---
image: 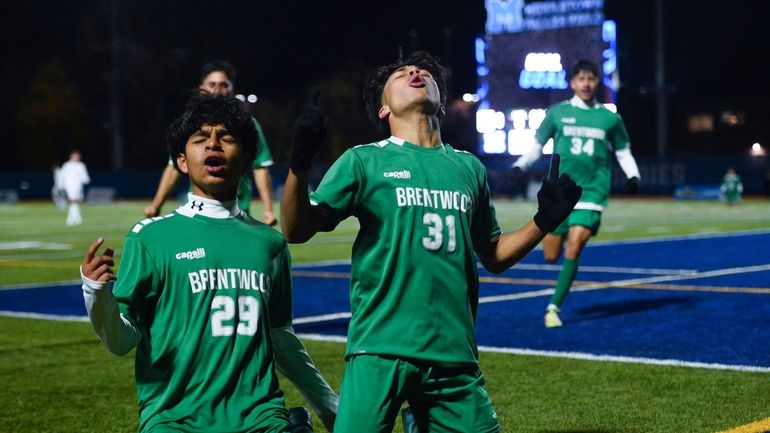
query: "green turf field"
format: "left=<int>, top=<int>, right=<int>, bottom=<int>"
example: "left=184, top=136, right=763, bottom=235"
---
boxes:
left=1, top=198, right=769, bottom=432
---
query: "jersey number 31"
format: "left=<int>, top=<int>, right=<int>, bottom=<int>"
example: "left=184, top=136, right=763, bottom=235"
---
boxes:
left=422, top=213, right=457, bottom=253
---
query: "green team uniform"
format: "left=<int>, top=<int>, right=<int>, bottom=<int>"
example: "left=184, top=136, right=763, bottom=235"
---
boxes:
left=114, top=196, right=291, bottom=432
left=721, top=173, right=743, bottom=204
left=310, top=136, right=501, bottom=432
left=169, top=118, right=273, bottom=214
left=536, top=96, right=631, bottom=233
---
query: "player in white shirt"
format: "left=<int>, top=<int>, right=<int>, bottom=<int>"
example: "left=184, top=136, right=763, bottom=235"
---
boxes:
left=60, top=150, right=90, bottom=226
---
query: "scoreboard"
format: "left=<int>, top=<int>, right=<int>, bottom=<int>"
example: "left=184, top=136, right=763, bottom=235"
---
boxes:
left=476, top=0, right=617, bottom=155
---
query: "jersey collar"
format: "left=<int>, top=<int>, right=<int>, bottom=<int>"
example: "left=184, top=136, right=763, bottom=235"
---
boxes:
left=570, top=95, right=602, bottom=110
left=176, top=193, right=245, bottom=219
left=388, top=135, right=445, bottom=149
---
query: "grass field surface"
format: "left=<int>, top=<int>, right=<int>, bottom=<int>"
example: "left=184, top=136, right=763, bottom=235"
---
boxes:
left=1, top=198, right=769, bottom=432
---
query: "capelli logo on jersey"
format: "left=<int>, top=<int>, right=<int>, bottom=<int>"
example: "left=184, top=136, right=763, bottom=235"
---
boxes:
left=176, top=248, right=206, bottom=260
left=561, top=117, right=577, bottom=124
left=383, top=170, right=412, bottom=179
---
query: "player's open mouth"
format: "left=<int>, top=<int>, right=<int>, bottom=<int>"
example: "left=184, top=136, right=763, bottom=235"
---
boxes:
left=204, top=156, right=226, bottom=174
left=409, top=74, right=425, bottom=87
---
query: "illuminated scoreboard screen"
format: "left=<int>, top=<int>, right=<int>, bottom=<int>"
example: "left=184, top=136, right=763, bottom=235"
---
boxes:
left=476, top=0, right=617, bottom=155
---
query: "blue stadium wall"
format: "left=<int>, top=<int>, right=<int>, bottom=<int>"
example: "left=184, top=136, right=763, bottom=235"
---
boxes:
left=1, top=156, right=768, bottom=201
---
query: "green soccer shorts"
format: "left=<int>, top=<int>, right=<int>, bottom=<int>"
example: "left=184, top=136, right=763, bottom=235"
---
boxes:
left=553, top=209, right=602, bottom=236
left=333, top=355, right=499, bottom=433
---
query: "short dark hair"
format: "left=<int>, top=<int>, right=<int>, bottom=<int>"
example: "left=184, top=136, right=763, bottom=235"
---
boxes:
left=571, top=59, right=599, bottom=79
left=199, top=60, right=236, bottom=85
left=363, top=51, right=447, bottom=134
left=166, top=91, right=257, bottom=171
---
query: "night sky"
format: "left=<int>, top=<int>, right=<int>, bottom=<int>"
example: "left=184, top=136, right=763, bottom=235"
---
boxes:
left=3, top=0, right=769, bottom=170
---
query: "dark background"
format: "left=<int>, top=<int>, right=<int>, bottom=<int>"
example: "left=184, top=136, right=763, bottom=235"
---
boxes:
left=2, top=0, right=769, bottom=171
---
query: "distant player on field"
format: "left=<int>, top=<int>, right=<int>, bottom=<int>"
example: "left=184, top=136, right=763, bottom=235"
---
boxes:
left=510, top=59, right=641, bottom=328
left=60, top=150, right=90, bottom=226
left=144, top=60, right=277, bottom=225
left=81, top=92, right=336, bottom=432
left=281, top=51, right=581, bottom=433
left=720, top=166, right=743, bottom=205
left=51, top=160, right=67, bottom=210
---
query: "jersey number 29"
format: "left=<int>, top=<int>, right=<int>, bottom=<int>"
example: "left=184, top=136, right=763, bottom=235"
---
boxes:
left=211, top=295, right=259, bottom=337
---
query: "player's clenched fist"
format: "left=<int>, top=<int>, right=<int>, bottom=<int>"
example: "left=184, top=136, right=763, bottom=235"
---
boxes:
left=81, top=237, right=116, bottom=283
left=289, top=88, right=328, bottom=172
left=533, top=153, right=582, bottom=233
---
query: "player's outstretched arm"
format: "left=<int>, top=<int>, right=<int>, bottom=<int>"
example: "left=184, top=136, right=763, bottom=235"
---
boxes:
left=272, top=326, right=338, bottom=431
left=81, top=238, right=139, bottom=355
left=479, top=154, right=582, bottom=274
left=144, top=164, right=181, bottom=217
left=281, top=89, right=330, bottom=243
left=615, top=148, right=641, bottom=194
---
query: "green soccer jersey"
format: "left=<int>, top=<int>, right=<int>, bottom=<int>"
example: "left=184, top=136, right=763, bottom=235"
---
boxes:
left=721, top=173, right=743, bottom=201
left=536, top=96, right=631, bottom=210
left=114, top=195, right=291, bottom=432
left=310, top=137, right=502, bottom=365
left=722, top=174, right=742, bottom=194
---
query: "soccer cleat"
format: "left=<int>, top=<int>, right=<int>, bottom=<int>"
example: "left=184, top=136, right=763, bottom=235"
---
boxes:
left=287, top=407, right=314, bottom=433
left=544, top=309, right=562, bottom=328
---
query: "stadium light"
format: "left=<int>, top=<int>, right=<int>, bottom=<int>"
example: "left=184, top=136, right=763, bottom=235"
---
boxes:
left=462, top=93, right=480, bottom=102
left=750, top=142, right=766, bottom=156
left=247, top=94, right=258, bottom=103
left=476, top=109, right=505, bottom=133
left=235, top=94, right=246, bottom=102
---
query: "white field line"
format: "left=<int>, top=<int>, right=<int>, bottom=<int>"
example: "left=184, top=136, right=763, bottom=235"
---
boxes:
left=589, top=227, right=770, bottom=247
left=510, top=263, right=696, bottom=275
left=0, top=251, right=85, bottom=261
left=0, top=280, right=80, bottom=291
left=0, top=310, right=88, bottom=322
left=292, top=259, right=353, bottom=268
left=0, top=241, right=72, bottom=250
left=295, top=333, right=770, bottom=373
left=476, top=346, right=770, bottom=373
left=478, top=263, right=770, bottom=304
left=293, top=312, right=351, bottom=324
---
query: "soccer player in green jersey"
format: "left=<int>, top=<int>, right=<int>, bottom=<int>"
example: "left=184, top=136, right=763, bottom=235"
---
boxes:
left=144, top=60, right=277, bottom=226
left=81, top=92, right=337, bottom=432
left=510, top=59, right=641, bottom=328
left=281, top=51, right=582, bottom=433
left=721, top=167, right=743, bottom=205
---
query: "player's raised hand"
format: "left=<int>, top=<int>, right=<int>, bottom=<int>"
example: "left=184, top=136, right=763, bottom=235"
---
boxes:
left=623, top=176, right=640, bottom=194
left=533, top=153, right=582, bottom=233
left=509, top=165, right=526, bottom=185
left=290, top=88, right=328, bottom=172
left=143, top=204, right=160, bottom=218
left=82, top=238, right=116, bottom=283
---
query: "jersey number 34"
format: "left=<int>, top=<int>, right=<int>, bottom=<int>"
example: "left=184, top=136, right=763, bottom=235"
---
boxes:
left=570, top=137, right=595, bottom=156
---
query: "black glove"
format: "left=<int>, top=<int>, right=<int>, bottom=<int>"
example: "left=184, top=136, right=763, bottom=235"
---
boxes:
left=624, top=176, right=640, bottom=194
left=509, top=165, right=526, bottom=184
left=290, top=89, right=328, bottom=172
left=533, top=153, right=582, bottom=233
left=287, top=407, right=313, bottom=433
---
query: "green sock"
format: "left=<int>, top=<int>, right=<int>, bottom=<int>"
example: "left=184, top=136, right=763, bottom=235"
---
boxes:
left=549, top=258, right=579, bottom=307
